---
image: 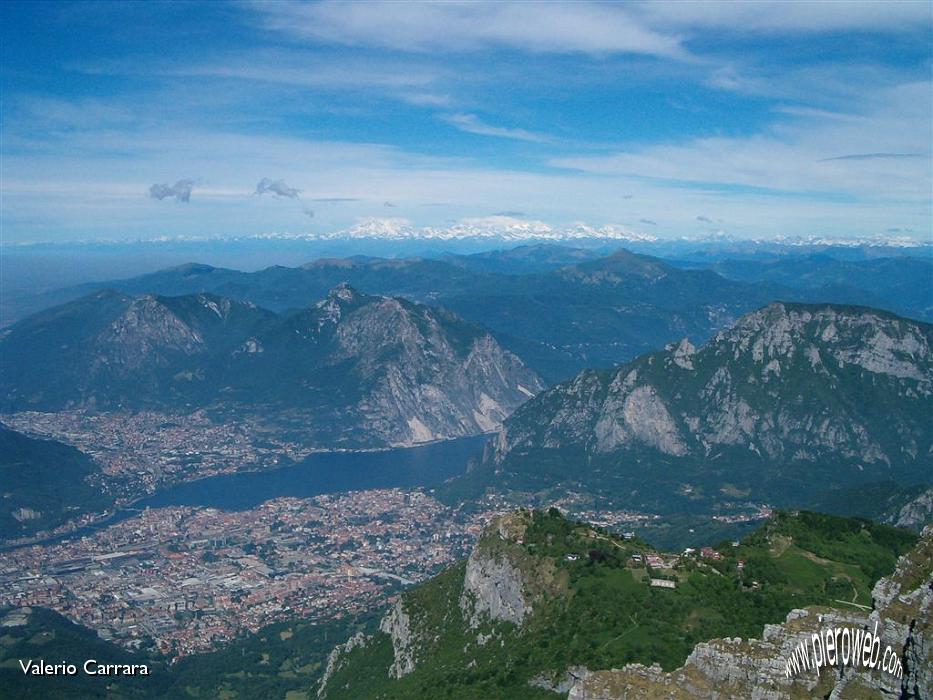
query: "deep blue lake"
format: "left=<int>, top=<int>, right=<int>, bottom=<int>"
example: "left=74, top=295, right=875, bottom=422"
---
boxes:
left=11, top=436, right=487, bottom=550
left=139, top=434, right=487, bottom=510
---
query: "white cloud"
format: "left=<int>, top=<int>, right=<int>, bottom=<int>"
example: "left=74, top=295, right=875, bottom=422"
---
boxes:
left=442, top=113, right=548, bottom=142
left=771, top=105, right=867, bottom=122
left=634, top=0, right=931, bottom=34
left=251, top=1, right=687, bottom=58
left=398, top=92, right=454, bottom=108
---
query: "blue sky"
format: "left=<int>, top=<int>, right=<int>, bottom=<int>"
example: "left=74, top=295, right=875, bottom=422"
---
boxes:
left=2, top=0, right=931, bottom=242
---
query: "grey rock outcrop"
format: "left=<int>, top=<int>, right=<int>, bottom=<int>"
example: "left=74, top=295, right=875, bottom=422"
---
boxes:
left=380, top=599, right=418, bottom=679
left=317, top=631, right=371, bottom=698
left=892, top=489, right=933, bottom=530
left=460, top=546, right=530, bottom=629
left=459, top=513, right=534, bottom=629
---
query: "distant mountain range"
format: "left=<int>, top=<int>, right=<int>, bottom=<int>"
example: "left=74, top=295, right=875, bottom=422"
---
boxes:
left=236, top=218, right=662, bottom=242
left=687, top=254, right=933, bottom=322
left=474, top=302, right=932, bottom=512
left=0, top=286, right=541, bottom=448
left=195, top=220, right=930, bottom=249
left=5, top=247, right=801, bottom=382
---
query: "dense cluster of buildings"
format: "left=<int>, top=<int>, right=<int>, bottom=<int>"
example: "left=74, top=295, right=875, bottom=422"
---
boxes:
left=2, top=410, right=310, bottom=497
left=0, top=489, right=504, bottom=659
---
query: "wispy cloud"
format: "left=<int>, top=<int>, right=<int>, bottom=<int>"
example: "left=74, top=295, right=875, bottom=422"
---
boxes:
left=398, top=92, right=453, bottom=108
left=635, top=0, right=931, bottom=34
left=639, top=218, right=657, bottom=225
left=550, top=82, right=931, bottom=204
left=310, top=197, right=360, bottom=203
left=772, top=105, right=865, bottom=122
left=442, top=113, right=548, bottom=142
left=80, top=51, right=439, bottom=91
left=819, top=152, right=925, bottom=162
left=149, top=179, right=195, bottom=202
left=252, top=1, right=688, bottom=59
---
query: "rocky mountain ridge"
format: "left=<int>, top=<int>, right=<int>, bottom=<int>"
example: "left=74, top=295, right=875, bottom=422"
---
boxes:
left=483, top=302, right=932, bottom=511
left=0, top=285, right=542, bottom=447
left=6, top=248, right=800, bottom=382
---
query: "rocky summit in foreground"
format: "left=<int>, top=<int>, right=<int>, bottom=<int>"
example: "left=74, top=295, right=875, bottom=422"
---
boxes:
left=316, top=509, right=929, bottom=699
left=0, top=284, right=542, bottom=447
left=478, top=302, right=932, bottom=512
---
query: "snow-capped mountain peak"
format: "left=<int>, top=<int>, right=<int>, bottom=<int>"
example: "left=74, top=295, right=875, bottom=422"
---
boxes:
left=309, top=217, right=659, bottom=242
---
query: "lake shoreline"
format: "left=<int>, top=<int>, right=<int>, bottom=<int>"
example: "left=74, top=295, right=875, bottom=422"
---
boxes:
left=2, top=434, right=488, bottom=552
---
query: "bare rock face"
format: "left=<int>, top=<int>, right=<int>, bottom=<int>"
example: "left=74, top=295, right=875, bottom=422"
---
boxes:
left=567, top=527, right=933, bottom=700
left=304, top=285, right=544, bottom=446
left=96, top=295, right=205, bottom=372
left=892, top=489, right=933, bottom=530
left=379, top=599, right=418, bottom=679
left=349, top=299, right=543, bottom=444
left=317, top=631, right=371, bottom=698
left=460, top=546, right=531, bottom=630
left=460, top=513, right=533, bottom=629
left=869, top=525, right=933, bottom=698
left=458, top=512, right=567, bottom=635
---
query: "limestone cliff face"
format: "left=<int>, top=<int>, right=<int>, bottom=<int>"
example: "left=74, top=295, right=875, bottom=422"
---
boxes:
left=339, top=291, right=543, bottom=445
left=317, top=631, right=371, bottom=698
left=891, top=488, right=933, bottom=530
left=566, top=526, right=933, bottom=700
left=458, top=512, right=568, bottom=636
left=460, top=551, right=530, bottom=629
left=869, top=525, right=933, bottom=698
left=360, top=512, right=562, bottom=691
left=379, top=599, right=418, bottom=679
left=459, top=514, right=535, bottom=629
left=492, top=302, right=932, bottom=482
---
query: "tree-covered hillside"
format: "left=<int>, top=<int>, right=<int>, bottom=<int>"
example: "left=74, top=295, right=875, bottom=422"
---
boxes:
left=0, top=425, right=110, bottom=539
